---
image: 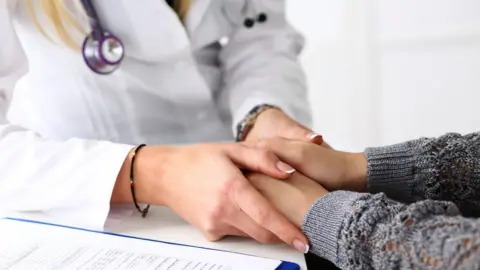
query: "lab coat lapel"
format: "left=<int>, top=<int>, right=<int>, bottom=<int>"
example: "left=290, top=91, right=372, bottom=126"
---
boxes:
left=185, top=0, right=212, bottom=33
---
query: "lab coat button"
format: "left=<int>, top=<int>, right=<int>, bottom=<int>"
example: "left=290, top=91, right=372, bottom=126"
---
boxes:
left=257, top=13, right=267, bottom=23
left=244, top=18, right=255, bottom=28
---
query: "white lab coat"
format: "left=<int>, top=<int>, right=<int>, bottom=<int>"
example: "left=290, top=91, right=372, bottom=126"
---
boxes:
left=0, top=0, right=311, bottom=229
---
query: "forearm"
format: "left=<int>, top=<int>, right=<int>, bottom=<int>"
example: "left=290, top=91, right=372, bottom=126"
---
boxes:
left=365, top=132, right=480, bottom=216
left=302, top=191, right=480, bottom=270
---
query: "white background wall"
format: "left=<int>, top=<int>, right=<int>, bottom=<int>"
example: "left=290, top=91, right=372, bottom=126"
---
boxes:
left=287, top=0, right=480, bottom=151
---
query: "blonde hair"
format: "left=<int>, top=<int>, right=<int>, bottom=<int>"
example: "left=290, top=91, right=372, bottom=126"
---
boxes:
left=27, top=0, right=191, bottom=50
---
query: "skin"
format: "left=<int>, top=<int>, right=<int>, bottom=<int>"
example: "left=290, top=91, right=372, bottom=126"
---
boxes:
left=110, top=110, right=325, bottom=253
left=245, top=108, right=328, bottom=147
left=247, top=137, right=369, bottom=227
left=248, top=172, right=328, bottom=227
left=112, top=143, right=308, bottom=252
left=254, top=137, right=368, bottom=192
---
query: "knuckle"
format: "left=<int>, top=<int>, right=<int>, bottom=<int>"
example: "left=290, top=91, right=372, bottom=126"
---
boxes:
left=203, top=220, right=223, bottom=239
left=219, top=176, right=237, bottom=195
left=256, top=149, right=274, bottom=163
left=236, top=180, right=251, bottom=196
left=207, top=202, right=225, bottom=221
left=203, top=230, right=223, bottom=242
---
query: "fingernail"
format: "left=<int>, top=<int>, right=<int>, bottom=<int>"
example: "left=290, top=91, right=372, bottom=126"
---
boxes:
left=293, top=239, right=309, bottom=253
left=307, top=133, right=322, bottom=141
left=277, top=161, right=295, bottom=174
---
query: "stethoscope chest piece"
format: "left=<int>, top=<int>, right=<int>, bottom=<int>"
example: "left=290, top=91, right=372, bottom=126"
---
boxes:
left=82, top=33, right=124, bottom=75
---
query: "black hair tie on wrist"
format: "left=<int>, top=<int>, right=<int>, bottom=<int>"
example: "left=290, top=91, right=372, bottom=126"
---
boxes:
left=130, top=144, right=150, bottom=217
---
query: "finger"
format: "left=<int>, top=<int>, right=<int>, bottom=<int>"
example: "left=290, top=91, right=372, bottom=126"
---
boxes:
left=310, top=135, right=333, bottom=149
left=306, top=133, right=324, bottom=145
left=255, top=138, right=325, bottom=181
left=282, top=121, right=329, bottom=148
left=226, top=144, right=295, bottom=179
left=302, top=130, right=331, bottom=148
left=228, top=210, right=280, bottom=244
left=277, top=121, right=320, bottom=144
left=280, top=123, right=315, bottom=142
left=321, top=141, right=333, bottom=149
left=222, top=226, right=249, bottom=238
left=203, top=232, right=225, bottom=242
left=203, top=223, right=248, bottom=241
left=234, top=177, right=310, bottom=253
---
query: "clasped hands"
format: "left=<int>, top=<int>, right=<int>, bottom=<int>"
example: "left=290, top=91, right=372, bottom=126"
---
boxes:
left=135, top=108, right=367, bottom=253
left=241, top=108, right=368, bottom=251
left=202, top=108, right=367, bottom=252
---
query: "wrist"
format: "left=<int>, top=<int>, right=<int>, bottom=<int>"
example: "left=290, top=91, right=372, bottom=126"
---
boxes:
left=134, top=145, right=173, bottom=206
left=236, top=104, right=279, bottom=141
left=296, top=190, right=329, bottom=227
left=345, top=152, right=367, bottom=192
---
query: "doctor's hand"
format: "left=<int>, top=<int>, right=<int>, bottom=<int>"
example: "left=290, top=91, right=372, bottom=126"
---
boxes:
left=245, top=108, right=331, bottom=148
left=129, top=143, right=310, bottom=253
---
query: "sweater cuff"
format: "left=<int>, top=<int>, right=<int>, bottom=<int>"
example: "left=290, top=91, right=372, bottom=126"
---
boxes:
left=301, top=191, right=364, bottom=264
left=365, top=142, right=417, bottom=203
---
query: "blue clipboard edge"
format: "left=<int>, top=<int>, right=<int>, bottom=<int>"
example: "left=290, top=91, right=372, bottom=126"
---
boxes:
left=1, top=217, right=300, bottom=270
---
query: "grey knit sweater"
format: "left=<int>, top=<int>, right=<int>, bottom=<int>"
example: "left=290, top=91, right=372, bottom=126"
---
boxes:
left=302, top=132, right=480, bottom=269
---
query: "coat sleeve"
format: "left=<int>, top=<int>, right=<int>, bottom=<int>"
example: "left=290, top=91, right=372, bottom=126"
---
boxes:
left=0, top=0, right=133, bottom=230
left=218, top=0, right=312, bottom=134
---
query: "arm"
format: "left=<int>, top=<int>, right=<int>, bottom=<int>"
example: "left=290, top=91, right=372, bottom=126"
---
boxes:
left=256, top=133, right=480, bottom=216
left=248, top=171, right=480, bottom=270
left=366, top=132, right=480, bottom=216
left=304, top=191, right=480, bottom=270
left=218, top=0, right=312, bottom=134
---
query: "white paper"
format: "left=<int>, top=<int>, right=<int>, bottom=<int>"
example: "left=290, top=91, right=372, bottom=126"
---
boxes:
left=0, top=219, right=282, bottom=270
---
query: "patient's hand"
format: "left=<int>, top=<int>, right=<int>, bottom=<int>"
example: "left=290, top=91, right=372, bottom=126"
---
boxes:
left=247, top=172, right=328, bottom=227
left=253, top=138, right=368, bottom=192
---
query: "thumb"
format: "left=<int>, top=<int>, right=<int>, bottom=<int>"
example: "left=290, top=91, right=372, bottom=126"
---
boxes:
left=281, top=119, right=330, bottom=147
left=305, top=132, right=324, bottom=145
left=290, top=125, right=324, bottom=146
left=294, top=125, right=330, bottom=148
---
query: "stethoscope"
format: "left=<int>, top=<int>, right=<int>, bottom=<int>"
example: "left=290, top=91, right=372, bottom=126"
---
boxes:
left=80, top=0, right=268, bottom=75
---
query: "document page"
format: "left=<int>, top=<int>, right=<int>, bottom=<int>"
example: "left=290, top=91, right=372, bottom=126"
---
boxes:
left=0, top=219, right=282, bottom=270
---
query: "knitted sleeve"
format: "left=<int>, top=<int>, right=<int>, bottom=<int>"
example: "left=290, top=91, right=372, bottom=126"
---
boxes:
left=365, top=132, right=480, bottom=217
left=302, top=191, right=480, bottom=270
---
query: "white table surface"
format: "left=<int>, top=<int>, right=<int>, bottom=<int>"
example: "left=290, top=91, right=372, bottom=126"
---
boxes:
left=4, top=206, right=307, bottom=269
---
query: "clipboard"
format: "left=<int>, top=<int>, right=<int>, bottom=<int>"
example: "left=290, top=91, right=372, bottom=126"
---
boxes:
left=1, top=217, right=300, bottom=270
